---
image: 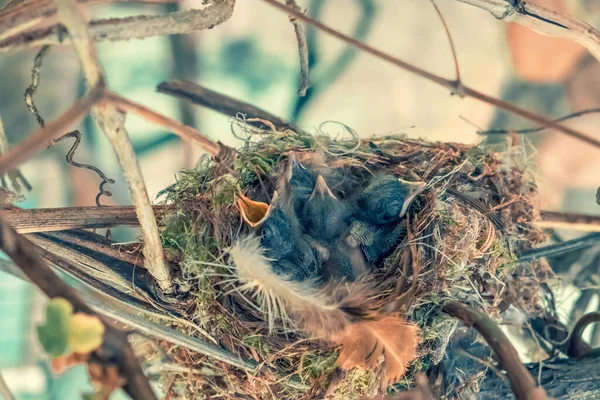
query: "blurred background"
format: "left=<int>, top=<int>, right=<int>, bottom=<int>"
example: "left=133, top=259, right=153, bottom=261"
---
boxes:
left=0, top=0, right=599, bottom=398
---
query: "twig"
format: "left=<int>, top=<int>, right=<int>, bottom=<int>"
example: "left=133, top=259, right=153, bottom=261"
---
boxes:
left=0, top=215, right=157, bottom=399
left=539, top=211, right=600, bottom=232
left=443, top=302, right=546, bottom=400
left=0, top=82, right=104, bottom=175
left=482, top=108, right=600, bottom=135
left=24, top=44, right=50, bottom=127
left=454, top=0, right=600, bottom=65
left=0, top=205, right=172, bottom=233
left=104, top=91, right=221, bottom=155
left=157, top=80, right=298, bottom=132
left=0, top=371, right=15, bottom=400
left=0, top=253, right=308, bottom=391
left=0, top=0, right=236, bottom=53
left=0, top=114, right=31, bottom=192
left=259, top=0, right=600, bottom=150
left=431, top=0, right=461, bottom=85
left=567, top=312, right=600, bottom=358
left=292, top=0, right=375, bottom=119
left=517, top=232, right=600, bottom=263
left=52, top=130, right=115, bottom=206
left=56, top=0, right=172, bottom=294
left=285, top=0, right=310, bottom=96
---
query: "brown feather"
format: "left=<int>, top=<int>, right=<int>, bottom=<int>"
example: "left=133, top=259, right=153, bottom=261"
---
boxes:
left=334, top=316, right=419, bottom=384
left=229, top=236, right=418, bottom=383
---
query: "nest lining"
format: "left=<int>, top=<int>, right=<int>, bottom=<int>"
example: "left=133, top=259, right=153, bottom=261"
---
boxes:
left=155, top=128, right=547, bottom=399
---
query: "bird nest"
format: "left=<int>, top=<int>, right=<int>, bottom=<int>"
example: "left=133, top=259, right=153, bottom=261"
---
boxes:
left=154, top=125, right=548, bottom=399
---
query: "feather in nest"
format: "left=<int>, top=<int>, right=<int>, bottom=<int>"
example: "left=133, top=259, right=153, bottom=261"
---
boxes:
left=229, top=235, right=419, bottom=383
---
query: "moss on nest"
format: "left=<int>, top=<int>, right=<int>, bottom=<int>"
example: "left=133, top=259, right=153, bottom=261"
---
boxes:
left=155, top=126, right=548, bottom=399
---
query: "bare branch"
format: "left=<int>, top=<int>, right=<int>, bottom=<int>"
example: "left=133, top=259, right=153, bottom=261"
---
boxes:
left=0, top=0, right=236, bottom=53
left=539, top=211, right=600, bottom=232
left=443, top=302, right=547, bottom=400
left=104, top=91, right=221, bottom=155
left=0, top=205, right=171, bottom=233
left=285, top=0, right=310, bottom=96
left=259, top=0, right=600, bottom=150
left=567, top=312, right=600, bottom=358
left=0, top=82, right=104, bottom=175
left=431, top=0, right=461, bottom=84
left=157, top=80, right=299, bottom=131
left=454, top=0, right=600, bottom=64
left=0, top=215, right=157, bottom=399
left=0, top=371, right=15, bottom=400
left=517, top=232, right=600, bottom=263
left=56, top=0, right=172, bottom=293
left=0, top=114, right=31, bottom=192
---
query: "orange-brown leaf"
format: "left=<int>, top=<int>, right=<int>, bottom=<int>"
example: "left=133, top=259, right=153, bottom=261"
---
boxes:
left=334, top=316, right=419, bottom=385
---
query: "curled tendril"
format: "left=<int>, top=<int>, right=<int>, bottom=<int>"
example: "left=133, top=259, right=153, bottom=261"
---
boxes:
left=52, top=131, right=115, bottom=206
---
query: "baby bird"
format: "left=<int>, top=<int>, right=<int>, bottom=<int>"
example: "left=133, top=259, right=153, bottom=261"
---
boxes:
left=348, top=175, right=425, bottom=264
left=303, top=175, right=369, bottom=281
left=279, top=152, right=317, bottom=217
left=239, top=191, right=321, bottom=282
left=302, top=175, right=349, bottom=242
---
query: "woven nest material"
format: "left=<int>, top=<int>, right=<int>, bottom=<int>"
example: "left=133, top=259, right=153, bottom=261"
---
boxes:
left=155, top=126, right=548, bottom=399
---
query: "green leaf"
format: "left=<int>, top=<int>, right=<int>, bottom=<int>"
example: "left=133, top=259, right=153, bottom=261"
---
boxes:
left=37, top=298, right=73, bottom=357
left=69, top=313, right=105, bottom=353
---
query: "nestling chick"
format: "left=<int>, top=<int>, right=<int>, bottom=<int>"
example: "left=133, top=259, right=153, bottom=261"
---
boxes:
left=357, top=175, right=425, bottom=224
left=279, top=152, right=317, bottom=217
left=303, top=175, right=369, bottom=280
left=302, top=175, right=350, bottom=243
left=238, top=191, right=321, bottom=281
left=348, top=175, right=425, bottom=264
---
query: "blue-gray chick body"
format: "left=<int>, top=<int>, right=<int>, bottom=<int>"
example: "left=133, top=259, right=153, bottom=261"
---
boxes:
left=348, top=175, right=425, bottom=264
left=302, top=175, right=369, bottom=280
left=279, top=153, right=317, bottom=218
left=256, top=192, right=322, bottom=282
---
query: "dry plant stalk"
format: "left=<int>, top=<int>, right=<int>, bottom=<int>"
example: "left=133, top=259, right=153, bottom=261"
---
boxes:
left=260, top=0, right=600, bottom=150
left=55, top=0, right=174, bottom=293
left=0, top=215, right=157, bottom=399
left=456, top=0, right=600, bottom=64
left=0, top=0, right=236, bottom=53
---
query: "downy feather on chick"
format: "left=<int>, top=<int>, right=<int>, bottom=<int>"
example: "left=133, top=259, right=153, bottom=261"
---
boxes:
left=229, top=235, right=419, bottom=383
left=348, top=175, right=425, bottom=264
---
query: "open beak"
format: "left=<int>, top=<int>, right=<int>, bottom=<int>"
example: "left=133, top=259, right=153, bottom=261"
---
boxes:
left=309, top=175, right=336, bottom=201
left=236, top=193, right=270, bottom=228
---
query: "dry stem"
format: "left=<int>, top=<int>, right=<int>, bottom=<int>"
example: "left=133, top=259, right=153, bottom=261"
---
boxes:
left=285, top=0, right=309, bottom=96
left=157, top=80, right=299, bottom=131
left=260, top=0, right=600, bottom=150
left=0, top=372, right=14, bottom=400
left=455, top=0, right=600, bottom=64
left=0, top=82, right=103, bottom=175
left=0, top=215, right=157, bottom=399
left=538, top=211, right=600, bottom=232
left=0, top=205, right=170, bottom=233
left=56, top=0, right=172, bottom=293
left=0, top=0, right=236, bottom=53
left=443, top=302, right=547, bottom=400
left=104, top=91, right=221, bottom=155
